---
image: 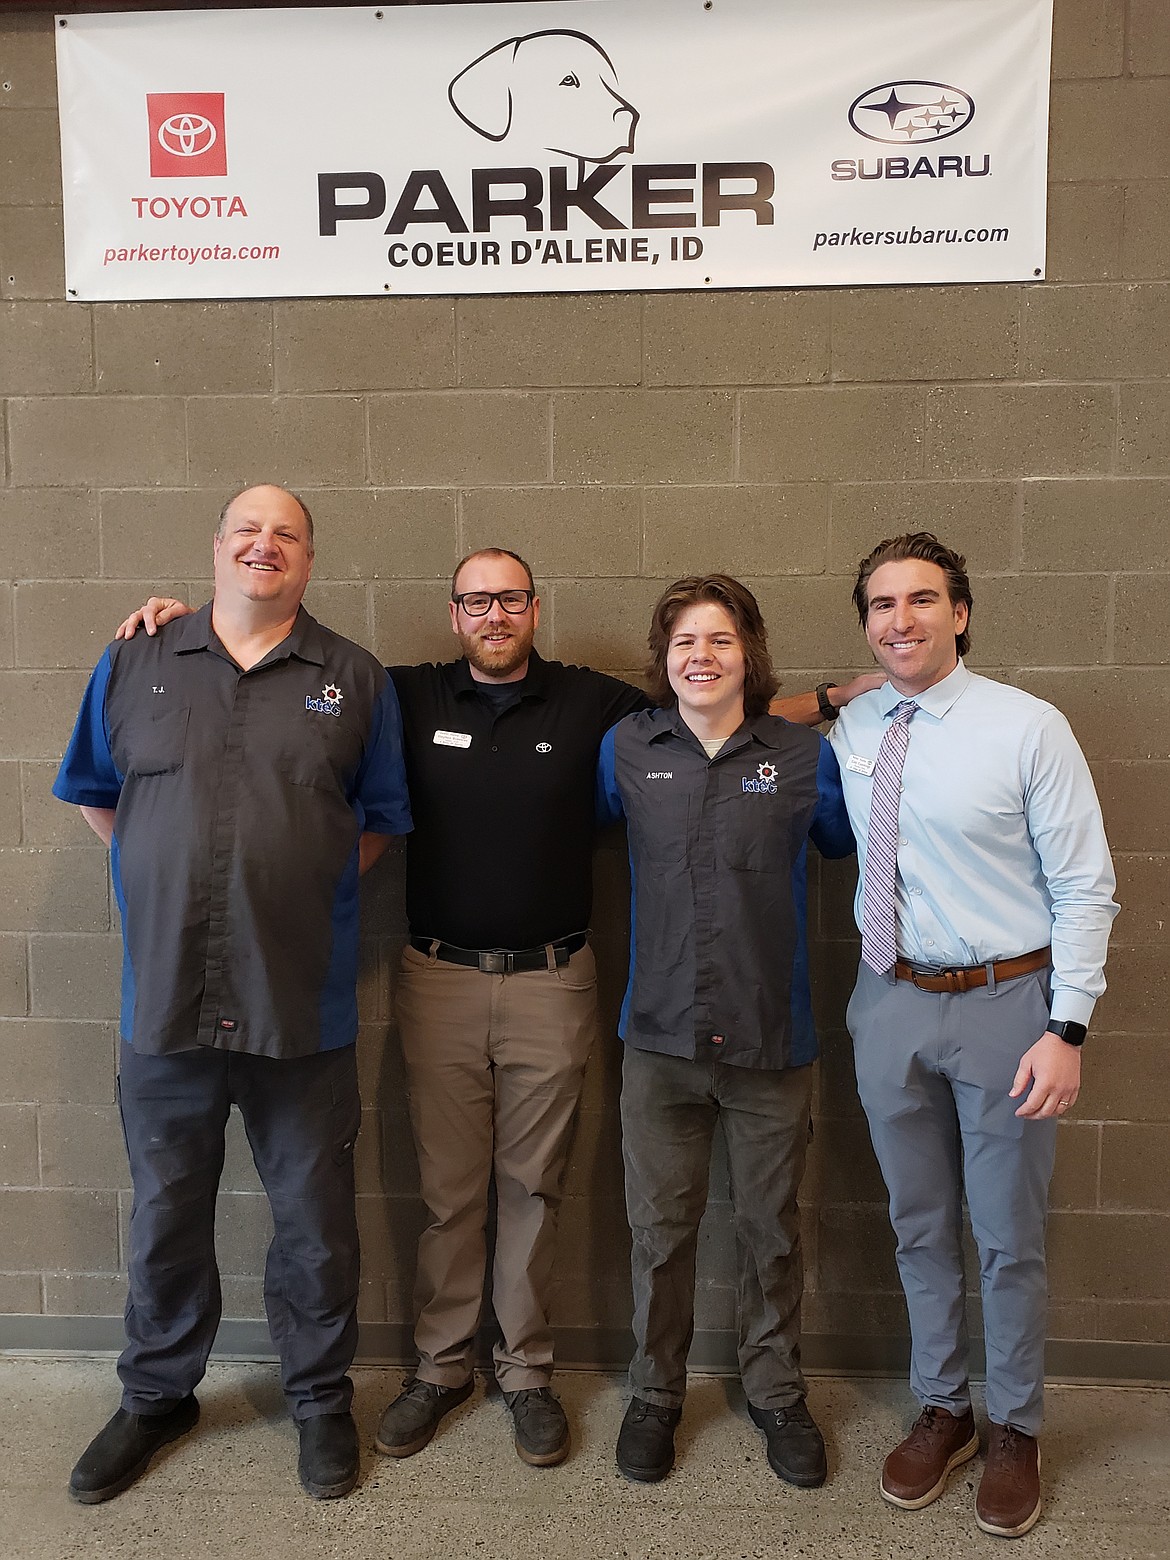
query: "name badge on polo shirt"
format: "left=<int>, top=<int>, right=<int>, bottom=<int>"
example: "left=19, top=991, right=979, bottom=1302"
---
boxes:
left=433, top=729, right=472, bottom=749
left=846, top=753, right=876, bottom=776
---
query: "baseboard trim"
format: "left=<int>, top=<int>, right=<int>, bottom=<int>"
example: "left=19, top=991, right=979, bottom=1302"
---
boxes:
left=1, top=1317, right=1167, bottom=1386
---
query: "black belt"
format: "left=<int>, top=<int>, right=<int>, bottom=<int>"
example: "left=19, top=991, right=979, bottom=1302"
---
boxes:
left=410, top=933, right=588, bottom=974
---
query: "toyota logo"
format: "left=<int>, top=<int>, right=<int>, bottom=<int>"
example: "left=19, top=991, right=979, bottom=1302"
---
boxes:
left=157, top=113, right=218, bottom=157
left=849, top=81, right=974, bottom=145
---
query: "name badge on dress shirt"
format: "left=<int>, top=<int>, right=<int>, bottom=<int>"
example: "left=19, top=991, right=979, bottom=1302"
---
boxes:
left=433, top=729, right=472, bottom=749
left=846, top=753, right=876, bottom=776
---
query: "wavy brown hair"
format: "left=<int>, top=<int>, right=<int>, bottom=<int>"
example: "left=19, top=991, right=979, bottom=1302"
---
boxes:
left=852, top=532, right=972, bottom=657
left=646, top=574, right=779, bottom=718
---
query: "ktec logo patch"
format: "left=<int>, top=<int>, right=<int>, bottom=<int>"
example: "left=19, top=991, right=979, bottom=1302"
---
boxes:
left=305, top=682, right=343, bottom=718
left=147, top=93, right=228, bottom=178
left=743, top=761, right=778, bottom=796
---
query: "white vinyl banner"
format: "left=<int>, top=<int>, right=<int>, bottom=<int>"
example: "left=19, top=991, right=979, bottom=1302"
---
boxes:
left=55, top=0, right=1053, bottom=301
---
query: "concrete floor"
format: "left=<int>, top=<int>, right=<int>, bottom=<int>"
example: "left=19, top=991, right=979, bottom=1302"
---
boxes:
left=1, top=1359, right=1166, bottom=1560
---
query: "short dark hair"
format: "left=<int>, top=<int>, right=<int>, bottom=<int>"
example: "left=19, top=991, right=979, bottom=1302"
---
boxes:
left=451, top=547, right=536, bottom=598
left=216, top=485, right=314, bottom=551
left=646, top=574, right=779, bottom=718
left=852, top=532, right=972, bottom=658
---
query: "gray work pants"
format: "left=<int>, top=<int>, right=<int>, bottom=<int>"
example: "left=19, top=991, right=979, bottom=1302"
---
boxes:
left=117, top=1039, right=362, bottom=1421
left=847, top=961, right=1058, bottom=1434
left=621, top=1044, right=814, bottom=1410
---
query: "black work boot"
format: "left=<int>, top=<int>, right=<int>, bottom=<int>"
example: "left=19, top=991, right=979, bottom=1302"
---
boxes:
left=748, top=1399, right=828, bottom=1488
left=298, top=1410, right=359, bottom=1499
left=503, top=1387, right=569, bottom=1467
left=69, top=1395, right=200, bottom=1504
left=374, top=1376, right=474, bottom=1457
left=616, top=1396, right=682, bottom=1483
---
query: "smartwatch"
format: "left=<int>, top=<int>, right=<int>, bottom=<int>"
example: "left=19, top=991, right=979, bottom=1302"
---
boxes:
left=815, top=682, right=839, bottom=722
left=1046, top=1020, right=1087, bottom=1047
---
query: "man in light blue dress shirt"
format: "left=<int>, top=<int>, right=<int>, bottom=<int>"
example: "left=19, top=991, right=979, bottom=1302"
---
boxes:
left=829, top=533, right=1118, bottom=1541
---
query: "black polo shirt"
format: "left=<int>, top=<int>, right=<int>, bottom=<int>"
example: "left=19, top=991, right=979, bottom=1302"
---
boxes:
left=389, top=651, right=647, bottom=949
left=54, top=604, right=412, bottom=1058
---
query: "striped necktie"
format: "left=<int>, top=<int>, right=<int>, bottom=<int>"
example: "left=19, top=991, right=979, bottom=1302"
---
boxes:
left=861, top=699, right=918, bottom=975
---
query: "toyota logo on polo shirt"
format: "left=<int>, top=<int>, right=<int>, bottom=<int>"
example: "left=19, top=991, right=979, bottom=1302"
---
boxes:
left=536, top=742, right=552, bottom=753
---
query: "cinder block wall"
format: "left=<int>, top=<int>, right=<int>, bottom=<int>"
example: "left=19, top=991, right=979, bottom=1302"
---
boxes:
left=1, top=1, right=1167, bottom=1372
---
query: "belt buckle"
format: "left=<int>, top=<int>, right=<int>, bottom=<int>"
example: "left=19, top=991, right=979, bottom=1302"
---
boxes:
left=478, top=950, right=511, bottom=974
left=932, top=965, right=977, bottom=993
left=911, top=965, right=957, bottom=992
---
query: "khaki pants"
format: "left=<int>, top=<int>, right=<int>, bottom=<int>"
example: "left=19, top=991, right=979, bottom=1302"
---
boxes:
left=396, top=940, right=597, bottom=1391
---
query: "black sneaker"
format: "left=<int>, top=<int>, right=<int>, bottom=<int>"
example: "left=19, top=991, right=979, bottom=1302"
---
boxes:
left=69, top=1395, right=200, bottom=1504
left=503, top=1387, right=569, bottom=1467
left=298, top=1411, right=359, bottom=1500
left=616, top=1396, right=682, bottom=1483
left=748, top=1399, right=827, bottom=1488
left=374, top=1376, right=473, bottom=1457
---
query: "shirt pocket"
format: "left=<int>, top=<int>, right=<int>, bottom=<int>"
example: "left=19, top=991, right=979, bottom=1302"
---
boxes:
left=279, top=721, right=345, bottom=794
left=628, top=791, right=690, bottom=866
left=717, top=786, right=803, bottom=874
left=125, top=706, right=190, bottom=777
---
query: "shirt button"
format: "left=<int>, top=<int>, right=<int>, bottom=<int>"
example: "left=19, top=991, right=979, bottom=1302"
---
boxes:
left=492, top=745, right=499, bottom=753
left=926, top=939, right=935, bottom=947
left=911, top=886, right=922, bottom=896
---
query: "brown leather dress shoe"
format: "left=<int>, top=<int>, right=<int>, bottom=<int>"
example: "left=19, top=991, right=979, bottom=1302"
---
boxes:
left=976, top=1423, right=1042, bottom=1537
left=880, top=1404, right=979, bottom=1509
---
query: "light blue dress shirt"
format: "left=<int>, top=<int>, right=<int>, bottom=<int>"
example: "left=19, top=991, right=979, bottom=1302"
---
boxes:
left=831, top=660, right=1118, bottom=1025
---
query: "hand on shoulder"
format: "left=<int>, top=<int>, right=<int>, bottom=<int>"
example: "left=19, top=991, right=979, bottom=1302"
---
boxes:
left=116, top=598, right=193, bottom=640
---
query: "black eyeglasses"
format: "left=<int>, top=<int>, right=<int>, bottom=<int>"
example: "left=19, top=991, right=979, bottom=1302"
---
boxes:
left=451, top=589, right=535, bottom=617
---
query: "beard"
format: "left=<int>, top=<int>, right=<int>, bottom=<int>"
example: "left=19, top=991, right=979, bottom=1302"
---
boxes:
left=456, top=619, right=535, bottom=679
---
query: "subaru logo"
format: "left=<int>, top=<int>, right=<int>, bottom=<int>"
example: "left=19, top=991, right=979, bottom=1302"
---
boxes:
left=157, top=113, right=218, bottom=157
left=848, top=81, right=974, bottom=145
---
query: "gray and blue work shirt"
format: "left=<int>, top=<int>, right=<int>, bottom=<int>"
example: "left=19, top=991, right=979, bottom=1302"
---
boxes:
left=53, top=603, right=412, bottom=1059
left=596, top=708, right=854, bottom=1070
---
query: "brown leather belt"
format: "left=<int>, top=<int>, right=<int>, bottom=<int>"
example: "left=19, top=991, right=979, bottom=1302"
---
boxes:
left=894, top=946, right=1050, bottom=994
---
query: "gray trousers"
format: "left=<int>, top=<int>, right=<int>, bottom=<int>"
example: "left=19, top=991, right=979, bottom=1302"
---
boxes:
left=117, top=1039, right=362, bottom=1421
left=621, top=1044, right=813, bottom=1410
left=847, top=961, right=1058, bottom=1434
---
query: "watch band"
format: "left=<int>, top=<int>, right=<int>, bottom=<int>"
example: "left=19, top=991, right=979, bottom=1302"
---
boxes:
left=1047, top=1020, right=1087, bottom=1047
left=815, top=681, right=839, bottom=722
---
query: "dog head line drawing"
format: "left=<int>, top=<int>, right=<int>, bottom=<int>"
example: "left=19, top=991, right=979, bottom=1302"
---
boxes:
left=448, top=30, right=640, bottom=173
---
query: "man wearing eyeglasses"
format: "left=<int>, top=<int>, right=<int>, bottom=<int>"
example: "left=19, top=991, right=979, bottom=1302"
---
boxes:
left=374, top=546, right=650, bottom=1467
left=119, top=546, right=876, bottom=1468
